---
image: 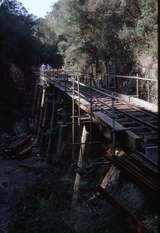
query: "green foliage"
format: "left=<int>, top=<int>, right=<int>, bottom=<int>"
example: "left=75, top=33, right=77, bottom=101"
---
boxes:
left=0, top=0, right=37, bottom=68
left=0, top=0, right=36, bottom=127
left=44, top=0, right=157, bottom=75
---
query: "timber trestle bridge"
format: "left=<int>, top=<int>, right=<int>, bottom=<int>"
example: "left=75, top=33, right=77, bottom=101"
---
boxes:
left=31, top=69, right=158, bottom=233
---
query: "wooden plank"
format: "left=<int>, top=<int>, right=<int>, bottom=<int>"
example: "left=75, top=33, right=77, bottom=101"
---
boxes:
left=55, top=125, right=66, bottom=160
left=19, top=145, right=32, bottom=156
left=8, top=135, right=32, bottom=149
left=94, top=111, right=126, bottom=132
left=47, top=100, right=56, bottom=164
left=72, top=125, right=88, bottom=207
left=100, top=165, right=120, bottom=188
left=125, top=130, right=142, bottom=151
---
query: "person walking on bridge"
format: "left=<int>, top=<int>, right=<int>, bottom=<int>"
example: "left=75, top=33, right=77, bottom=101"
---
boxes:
left=40, top=64, right=46, bottom=75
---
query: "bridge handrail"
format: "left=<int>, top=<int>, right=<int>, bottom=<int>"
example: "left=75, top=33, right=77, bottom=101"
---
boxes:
left=107, top=74, right=158, bottom=82
left=41, top=69, right=157, bottom=82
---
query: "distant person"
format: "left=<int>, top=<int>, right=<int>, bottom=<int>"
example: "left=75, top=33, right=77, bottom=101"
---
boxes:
left=46, top=64, right=51, bottom=71
left=40, top=64, right=46, bottom=75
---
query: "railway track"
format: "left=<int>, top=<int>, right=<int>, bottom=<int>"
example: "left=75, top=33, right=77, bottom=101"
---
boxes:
left=78, top=84, right=157, bottom=131
left=60, top=80, right=158, bottom=148
left=79, top=85, right=157, bottom=159
left=79, top=86, right=158, bottom=161
left=51, top=78, right=158, bottom=194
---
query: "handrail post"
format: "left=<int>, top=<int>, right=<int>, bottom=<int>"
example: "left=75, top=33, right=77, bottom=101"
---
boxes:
left=112, top=92, right=115, bottom=156
left=64, top=70, right=67, bottom=91
left=147, top=80, right=150, bottom=102
left=136, top=78, right=139, bottom=98
left=112, top=73, right=116, bottom=156
left=72, top=74, right=75, bottom=161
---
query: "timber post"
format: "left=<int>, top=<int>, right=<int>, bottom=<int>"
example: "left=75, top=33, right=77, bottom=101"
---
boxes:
left=39, top=90, right=49, bottom=154
left=46, top=89, right=57, bottom=164
left=72, top=125, right=89, bottom=208
left=36, top=85, right=47, bottom=143
left=34, top=84, right=43, bottom=134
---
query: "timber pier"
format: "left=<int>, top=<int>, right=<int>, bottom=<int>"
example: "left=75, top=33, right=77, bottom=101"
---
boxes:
left=32, top=70, right=158, bottom=192
left=30, top=69, right=158, bottom=233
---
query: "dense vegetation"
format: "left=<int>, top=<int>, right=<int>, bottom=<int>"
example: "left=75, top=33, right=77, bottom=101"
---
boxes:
left=45, top=0, right=157, bottom=78
left=0, top=0, right=63, bottom=129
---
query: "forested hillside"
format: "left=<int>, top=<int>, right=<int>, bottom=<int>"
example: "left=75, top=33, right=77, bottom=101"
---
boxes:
left=0, top=0, right=63, bottom=129
left=45, top=0, right=157, bottom=78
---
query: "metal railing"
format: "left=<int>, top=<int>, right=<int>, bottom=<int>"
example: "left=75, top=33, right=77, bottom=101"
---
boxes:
left=107, top=74, right=158, bottom=103
left=40, top=69, right=158, bottom=104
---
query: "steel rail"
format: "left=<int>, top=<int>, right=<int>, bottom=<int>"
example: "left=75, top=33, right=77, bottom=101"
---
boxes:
left=52, top=80, right=158, bottom=168
left=98, top=87, right=158, bottom=120
left=107, top=74, right=158, bottom=82
left=57, top=80, right=157, bottom=135
left=78, top=85, right=157, bottom=131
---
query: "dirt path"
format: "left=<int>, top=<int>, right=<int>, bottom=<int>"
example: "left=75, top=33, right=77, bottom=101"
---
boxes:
left=0, top=158, right=42, bottom=233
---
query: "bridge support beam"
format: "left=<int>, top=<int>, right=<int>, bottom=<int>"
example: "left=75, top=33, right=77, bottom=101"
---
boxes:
left=34, top=85, right=43, bottom=134
left=39, top=94, right=49, bottom=154
left=47, top=98, right=57, bottom=164
left=37, top=86, right=47, bottom=143
left=72, top=125, right=89, bottom=208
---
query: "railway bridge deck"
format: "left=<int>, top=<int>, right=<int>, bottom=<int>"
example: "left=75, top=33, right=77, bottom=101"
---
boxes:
left=33, top=71, right=158, bottom=196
